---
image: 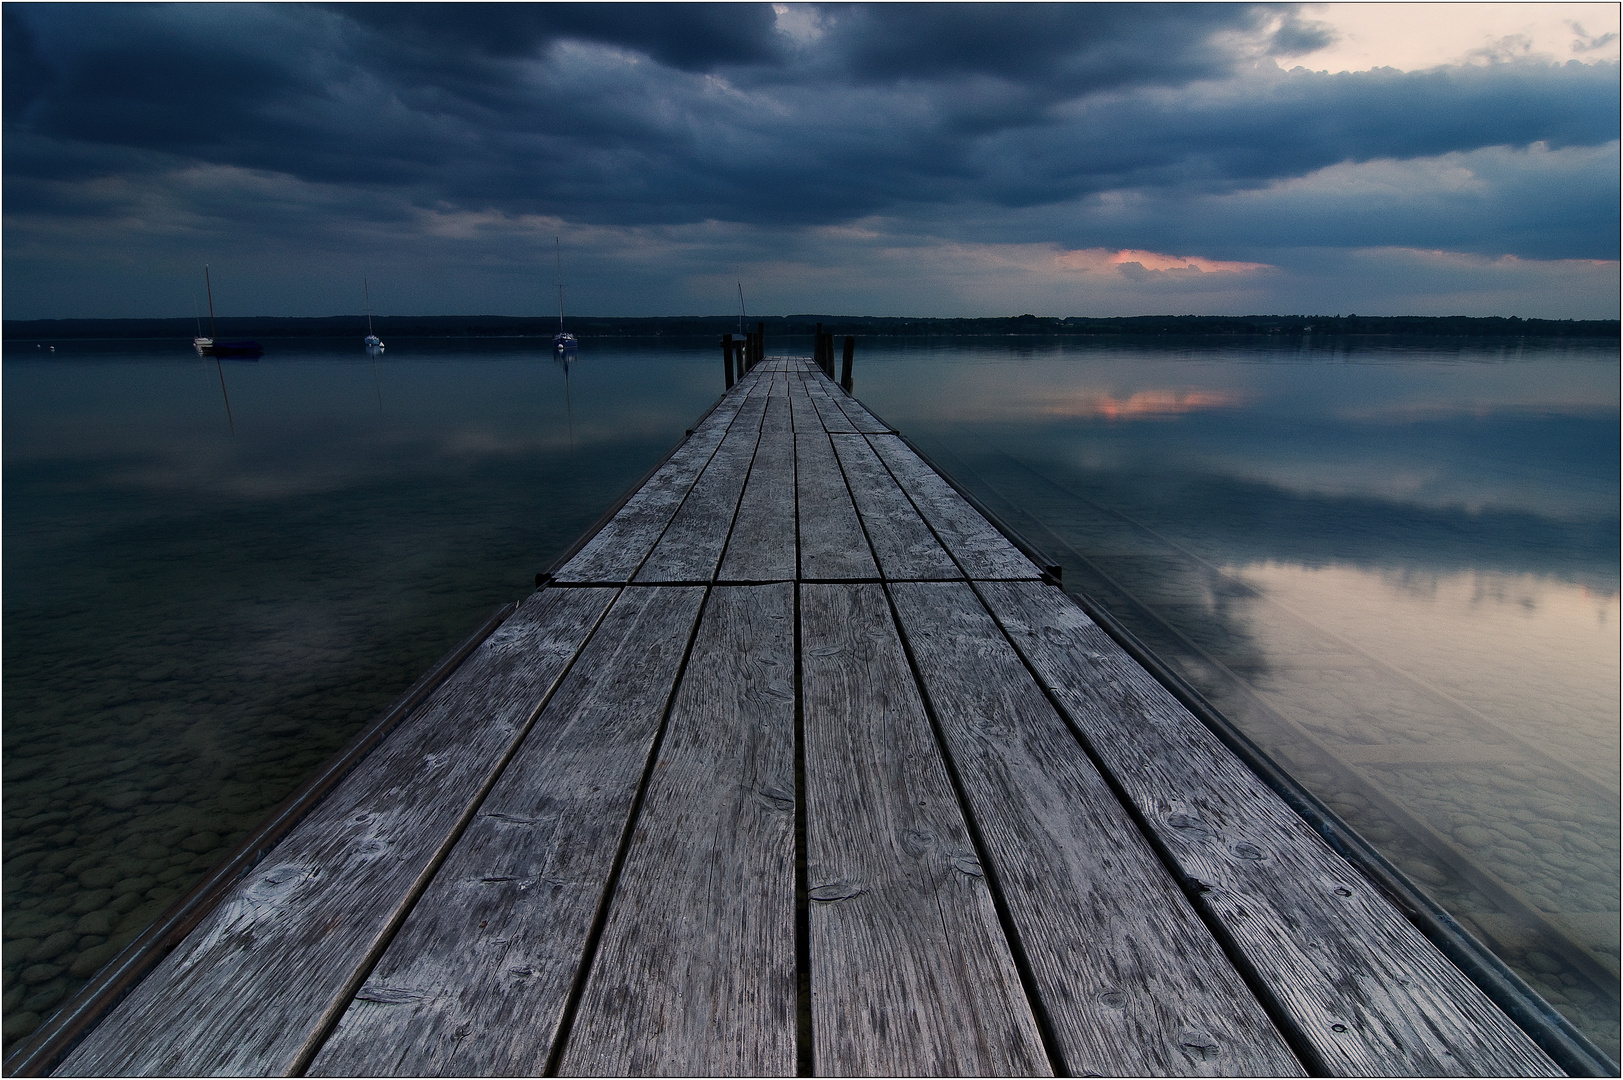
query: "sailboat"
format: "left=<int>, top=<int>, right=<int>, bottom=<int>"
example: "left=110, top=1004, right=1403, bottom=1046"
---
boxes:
left=363, top=279, right=384, bottom=353
left=552, top=237, right=577, bottom=357
left=192, top=265, right=263, bottom=359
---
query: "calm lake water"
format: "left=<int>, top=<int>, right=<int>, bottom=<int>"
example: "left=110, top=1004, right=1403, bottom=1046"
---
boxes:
left=3, top=333, right=1618, bottom=1056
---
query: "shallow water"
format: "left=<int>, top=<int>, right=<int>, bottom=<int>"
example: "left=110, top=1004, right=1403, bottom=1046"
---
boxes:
left=3, top=333, right=1618, bottom=1057
left=852, top=334, right=1621, bottom=1057
left=2, top=337, right=721, bottom=1045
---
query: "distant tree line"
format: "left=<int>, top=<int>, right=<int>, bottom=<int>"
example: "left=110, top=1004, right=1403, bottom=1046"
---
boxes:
left=5, top=312, right=1617, bottom=341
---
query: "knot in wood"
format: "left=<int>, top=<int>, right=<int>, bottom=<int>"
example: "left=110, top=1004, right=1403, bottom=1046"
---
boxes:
left=900, top=829, right=934, bottom=857
left=808, top=881, right=863, bottom=903
left=1178, top=1029, right=1220, bottom=1062
left=1231, top=841, right=1266, bottom=861
left=1166, top=811, right=1214, bottom=840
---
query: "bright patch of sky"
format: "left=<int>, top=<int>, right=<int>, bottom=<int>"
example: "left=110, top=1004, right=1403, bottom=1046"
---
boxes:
left=1301, top=3, right=1620, bottom=72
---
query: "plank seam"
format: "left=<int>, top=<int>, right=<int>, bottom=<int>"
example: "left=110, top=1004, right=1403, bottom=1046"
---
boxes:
left=820, top=426, right=887, bottom=582
left=998, top=488, right=1618, bottom=999
left=924, top=452, right=1614, bottom=1075
left=877, top=581, right=1069, bottom=1078
left=792, top=582, right=814, bottom=1079
left=539, top=379, right=745, bottom=580
left=708, top=381, right=773, bottom=582
left=961, top=577, right=1324, bottom=1075
left=540, top=585, right=717, bottom=1077
left=284, top=588, right=625, bottom=1076
left=628, top=377, right=769, bottom=584
left=848, top=410, right=1315, bottom=1068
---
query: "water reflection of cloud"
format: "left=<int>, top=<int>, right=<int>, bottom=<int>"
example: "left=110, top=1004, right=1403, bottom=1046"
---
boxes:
left=1231, top=560, right=1621, bottom=778
left=1336, top=400, right=1621, bottom=423
left=1036, top=388, right=1244, bottom=420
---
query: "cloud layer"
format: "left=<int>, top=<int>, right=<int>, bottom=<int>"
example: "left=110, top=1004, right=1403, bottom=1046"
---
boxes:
left=4, top=3, right=1618, bottom=318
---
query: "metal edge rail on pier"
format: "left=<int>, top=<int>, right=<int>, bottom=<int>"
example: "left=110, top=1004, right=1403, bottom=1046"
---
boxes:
left=3, top=606, right=519, bottom=1079
left=845, top=387, right=1619, bottom=1080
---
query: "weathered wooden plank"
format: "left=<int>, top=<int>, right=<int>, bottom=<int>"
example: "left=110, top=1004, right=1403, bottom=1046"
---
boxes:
left=58, top=586, right=621, bottom=1077
left=560, top=583, right=798, bottom=1076
left=554, top=387, right=756, bottom=583
left=978, top=579, right=1563, bottom=1078
left=787, top=373, right=824, bottom=434
left=799, top=583, right=1050, bottom=1076
left=307, top=585, right=707, bottom=1077
left=635, top=387, right=769, bottom=582
left=718, top=392, right=796, bottom=582
left=795, top=433, right=877, bottom=582
left=804, top=377, right=859, bottom=434
left=867, top=434, right=1042, bottom=581
left=888, top=582, right=1304, bottom=1077
left=829, top=433, right=959, bottom=581
left=808, top=370, right=890, bottom=433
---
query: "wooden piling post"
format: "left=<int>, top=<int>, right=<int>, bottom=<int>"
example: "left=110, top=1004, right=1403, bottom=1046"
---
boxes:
left=756, top=322, right=765, bottom=368
left=722, top=334, right=735, bottom=389
left=840, top=336, right=854, bottom=392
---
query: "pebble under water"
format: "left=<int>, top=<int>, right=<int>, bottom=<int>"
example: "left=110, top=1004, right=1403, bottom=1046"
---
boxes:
left=2, top=338, right=721, bottom=1047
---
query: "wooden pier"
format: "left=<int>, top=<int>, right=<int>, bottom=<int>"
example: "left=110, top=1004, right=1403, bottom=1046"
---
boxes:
left=32, top=358, right=1569, bottom=1076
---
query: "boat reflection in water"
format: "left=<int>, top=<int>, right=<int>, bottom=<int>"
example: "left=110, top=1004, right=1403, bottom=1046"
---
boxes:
left=364, top=279, right=384, bottom=355
left=551, top=237, right=576, bottom=359
left=192, top=265, right=263, bottom=359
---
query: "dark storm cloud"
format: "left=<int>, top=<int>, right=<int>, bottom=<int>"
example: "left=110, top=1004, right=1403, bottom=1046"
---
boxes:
left=338, top=2, right=784, bottom=71
left=6, top=4, right=1614, bottom=231
left=2, top=3, right=1617, bottom=319
left=8, top=2, right=1616, bottom=240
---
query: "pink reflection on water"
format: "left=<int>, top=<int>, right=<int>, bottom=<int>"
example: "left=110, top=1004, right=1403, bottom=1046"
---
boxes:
left=1037, top=388, right=1244, bottom=420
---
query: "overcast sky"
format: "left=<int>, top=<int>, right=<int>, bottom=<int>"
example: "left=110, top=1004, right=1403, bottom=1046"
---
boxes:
left=4, top=2, right=1618, bottom=320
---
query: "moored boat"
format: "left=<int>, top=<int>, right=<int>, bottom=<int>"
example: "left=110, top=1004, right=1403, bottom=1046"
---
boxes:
left=552, top=237, right=577, bottom=357
left=193, top=266, right=262, bottom=359
left=364, top=279, right=384, bottom=353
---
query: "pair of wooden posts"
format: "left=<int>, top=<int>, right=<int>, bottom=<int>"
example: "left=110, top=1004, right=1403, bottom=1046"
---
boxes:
left=813, top=322, right=856, bottom=392
left=721, top=323, right=855, bottom=392
left=721, top=323, right=765, bottom=389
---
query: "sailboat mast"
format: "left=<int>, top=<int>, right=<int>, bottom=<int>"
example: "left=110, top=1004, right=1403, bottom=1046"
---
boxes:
left=365, top=279, right=374, bottom=335
left=204, top=264, right=217, bottom=340
left=737, top=282, right=746, bottom=336
left=555, top=237, right=566, bottom=333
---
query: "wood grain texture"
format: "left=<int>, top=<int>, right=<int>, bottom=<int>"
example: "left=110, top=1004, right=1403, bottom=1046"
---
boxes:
left=866, top=434, right=1042, bottom=581
left=829, top=434, right=958, bottom=581
left=554, top=387, right=754, bottom=583
left=978, top=580, right=1563, bottom=1078
left=787, top=375, right=825, bottom=434
left=888, top=582, right=1304, bottom=1077
left=718, top=391, right=797, bottom=582
left=795, top=434, right=878, bottom=582
left=560, top=584, right=798, bottom=1076
left=799, top=583, right=1050, bottom=1077
left=812, top=374, right=890, bottom=433
left=803, top=377, right=858, bottom=434
left=57, top=586, right=619, bottom=1077
left=307, top=586, right=707, bottom=1078
left=635, top=387, right=768, bottom=582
